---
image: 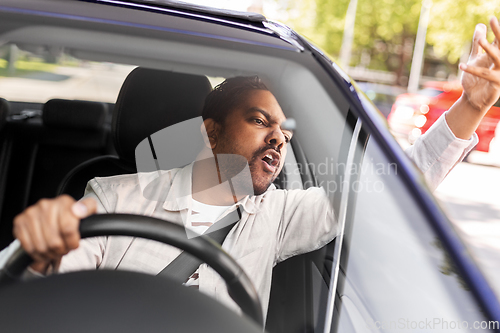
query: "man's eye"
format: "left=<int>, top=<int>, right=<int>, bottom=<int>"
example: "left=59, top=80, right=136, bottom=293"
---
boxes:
left=284, top=136, right=290, bottom=143
left=254, top=119, right=264, bottom=125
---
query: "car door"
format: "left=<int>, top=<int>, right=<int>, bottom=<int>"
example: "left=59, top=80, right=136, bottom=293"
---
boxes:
left=328, top=117, right=494, bottom=333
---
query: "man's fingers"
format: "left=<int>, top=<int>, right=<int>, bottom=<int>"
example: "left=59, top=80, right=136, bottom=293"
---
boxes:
left=490, top=17, right=500, bottom=48
left=478, top=37, right=500, bottom=68
left=55, top=195, right=84, bottom=252
left=460, top=63, right=500, bottom=84
left=23, top=207, right=53, bottom=262
left=13, top=216, right=40, bottom=261
left=56, top=196, right=96, bottom=252
left=470, top=23, right=488, bottom=60
left=73, top=197, right=97, bottom=218
left=38, top=199, right=67, bottom=258
left=11, top=195, right=96, bottom=264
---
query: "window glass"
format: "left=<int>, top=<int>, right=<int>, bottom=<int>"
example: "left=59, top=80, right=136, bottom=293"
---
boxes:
left=0, top=43, right=135, bottom=104
left=333, top=137, right=489, bottom=333
left=0, top=42, right=226, bottom=109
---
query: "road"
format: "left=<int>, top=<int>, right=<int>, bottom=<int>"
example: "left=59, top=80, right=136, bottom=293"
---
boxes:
left=435, top=154, right=500, bottom=296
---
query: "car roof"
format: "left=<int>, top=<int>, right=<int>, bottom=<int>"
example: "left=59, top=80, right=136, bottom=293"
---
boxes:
left=0, top=0, right=303, bottom=52
left=118, top=0, right=267, bottom=23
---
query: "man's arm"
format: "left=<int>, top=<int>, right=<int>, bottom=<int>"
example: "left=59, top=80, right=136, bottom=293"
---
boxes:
left=405, top=113, right=477, bottom=191
left=406, top=18, right=500, bottom=190
left=447, top=17, right=500, bottom=140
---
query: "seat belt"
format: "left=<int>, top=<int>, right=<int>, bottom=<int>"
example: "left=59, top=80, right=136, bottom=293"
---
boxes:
left=157, top=207, right=241, bottom=283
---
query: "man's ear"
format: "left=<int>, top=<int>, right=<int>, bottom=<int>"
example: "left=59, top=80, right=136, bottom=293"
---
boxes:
left=201, top=118, right=220, bottom=149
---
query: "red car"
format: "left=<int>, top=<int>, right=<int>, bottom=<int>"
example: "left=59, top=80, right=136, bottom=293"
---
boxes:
left=388, top=81, right=500, bottom=151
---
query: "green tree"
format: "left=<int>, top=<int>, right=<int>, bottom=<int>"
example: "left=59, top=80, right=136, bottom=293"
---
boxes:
left=427, top=0, right=500, bottom=63
left=273, top=0, right=500, bottom=85
left=274, top=0, right=347, bottom=55
left=275, top=0, right=421, bottom=83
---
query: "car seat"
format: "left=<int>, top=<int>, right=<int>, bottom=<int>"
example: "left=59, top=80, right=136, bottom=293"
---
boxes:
left=57, top=67, right=213, bottom=199
left=0, top=98, right=9, bottom=131
left=0, top=98, right=111, bottom=249
left=0, top=98, right=10, bottom=227
left=28, top=99, right=110, bottom=205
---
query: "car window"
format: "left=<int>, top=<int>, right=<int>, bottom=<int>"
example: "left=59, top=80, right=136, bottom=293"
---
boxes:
left=330, top=136, right=490, bottom=333
left=0, top=43, right=134, bottom=104
left=0, top=43, right=227, bottom=107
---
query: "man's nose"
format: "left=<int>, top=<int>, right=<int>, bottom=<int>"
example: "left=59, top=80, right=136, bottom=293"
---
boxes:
left=266, top=126, right=286, bottom=150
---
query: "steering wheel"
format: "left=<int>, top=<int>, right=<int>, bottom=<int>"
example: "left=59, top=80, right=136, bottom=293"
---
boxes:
left=0, top=214, right=263, bottom=327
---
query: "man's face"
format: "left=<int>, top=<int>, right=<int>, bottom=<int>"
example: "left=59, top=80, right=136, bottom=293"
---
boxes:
left=213, top=89, right=292, bottom=195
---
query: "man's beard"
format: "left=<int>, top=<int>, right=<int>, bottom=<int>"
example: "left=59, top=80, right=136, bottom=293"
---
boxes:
left=247, top=145, right=281, bottom=195
left=215, top=140, right=280, bottom=196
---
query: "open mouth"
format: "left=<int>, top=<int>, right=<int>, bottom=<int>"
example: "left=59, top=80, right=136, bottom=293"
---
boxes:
left=261, top=151, right=279, bottom=169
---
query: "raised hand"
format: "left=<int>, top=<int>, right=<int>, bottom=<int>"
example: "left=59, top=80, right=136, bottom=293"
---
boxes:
left=460, top=17, right=500, bottom=112
left=445, top=17, right=500, bottom=140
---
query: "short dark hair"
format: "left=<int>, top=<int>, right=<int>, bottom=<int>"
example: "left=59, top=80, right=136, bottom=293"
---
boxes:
left=202, top=76, right=269, bottom=124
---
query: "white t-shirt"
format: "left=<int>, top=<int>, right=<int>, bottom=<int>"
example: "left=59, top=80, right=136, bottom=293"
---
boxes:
left=184, top=199, right=231, bottom=288
left=188, top=199, right=231, bottom=235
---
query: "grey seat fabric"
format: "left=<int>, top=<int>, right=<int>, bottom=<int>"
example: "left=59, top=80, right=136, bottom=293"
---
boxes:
left=28, top=99, right=111, bottom=205
left=40, top=99, right=110, bottom=150
left=112, top=68, right=213, bottom=164
left=58, top=68, right=213, bottom=199
left=43, top=99, right=108, bottom=131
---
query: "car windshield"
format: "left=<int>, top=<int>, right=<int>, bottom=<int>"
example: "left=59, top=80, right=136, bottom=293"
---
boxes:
left=0, top=3, right=493, bottom=332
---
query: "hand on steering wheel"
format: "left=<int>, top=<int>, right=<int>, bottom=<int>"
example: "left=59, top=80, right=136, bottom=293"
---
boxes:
left=0, top=214, right=263, bottom=326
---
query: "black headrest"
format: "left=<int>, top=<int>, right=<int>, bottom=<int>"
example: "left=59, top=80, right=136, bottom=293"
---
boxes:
left=0, top=98, right=9, bottom=131
left=43, top=99, right=108, bottom=130
left=112, top=68, right=212, bottom=163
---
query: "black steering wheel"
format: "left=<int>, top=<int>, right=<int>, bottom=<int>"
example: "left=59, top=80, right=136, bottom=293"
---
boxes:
left=0, top=214, right=263, bottom=328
